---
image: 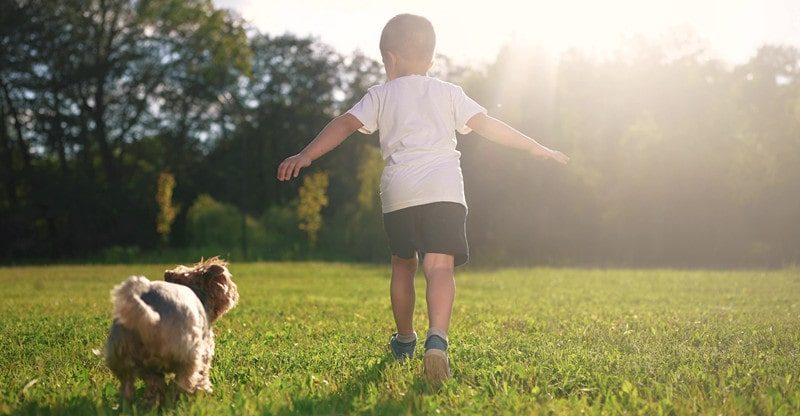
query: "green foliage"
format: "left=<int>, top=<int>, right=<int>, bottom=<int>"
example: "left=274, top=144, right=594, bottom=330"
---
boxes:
left=183, top=194, right=307, bottom=260
left=155, top=172, right=179, bottom=242
left=0, top=264, right=798, bottom=414
left=460, top=41, right=800, bottom=267
left=297, top=171, right=329, bottom=245
left=356, top=145, right=383, bottom=210
left=321, top=144, right=387, bottom=261
left=258, top=203, right=305, bottom=258
left=0, top=0, right=251, bottom=260
left=1, top=0, right=799, bottom=267
left=186, top=194, right=244, bottom=248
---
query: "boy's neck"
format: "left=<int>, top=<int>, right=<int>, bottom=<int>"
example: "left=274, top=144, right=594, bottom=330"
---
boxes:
left=388, top=70, right=427, bottom=81
left=385, top=54, right=431, bottom=80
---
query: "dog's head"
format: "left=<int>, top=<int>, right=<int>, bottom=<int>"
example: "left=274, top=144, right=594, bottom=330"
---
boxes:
left=164, top=257, right=239, bottom=322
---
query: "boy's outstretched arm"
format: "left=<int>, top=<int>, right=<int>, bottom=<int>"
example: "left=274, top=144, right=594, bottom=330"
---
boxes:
left=277, top=113, right=364, bottom=181
left=466, top=113, right=569, bottom=164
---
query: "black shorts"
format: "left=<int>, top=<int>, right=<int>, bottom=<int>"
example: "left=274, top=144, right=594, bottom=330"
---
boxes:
left=382, top=202, right=469, bottom=267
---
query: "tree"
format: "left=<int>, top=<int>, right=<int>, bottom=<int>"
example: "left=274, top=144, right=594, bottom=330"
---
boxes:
left=155, top=171, right=178, bottom=242
left=0, top=0, right=250, bottom=259
left=297, top=171, right=329, bottom=246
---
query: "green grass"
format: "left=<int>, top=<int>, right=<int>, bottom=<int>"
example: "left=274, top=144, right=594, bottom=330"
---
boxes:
left=1, top=263, right=799, bottom=415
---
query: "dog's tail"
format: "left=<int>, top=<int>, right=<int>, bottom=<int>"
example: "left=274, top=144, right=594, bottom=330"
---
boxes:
left=111, top=276, right=160, bottom=331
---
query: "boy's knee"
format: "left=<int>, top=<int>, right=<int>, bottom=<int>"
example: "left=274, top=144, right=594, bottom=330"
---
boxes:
left=422, top=253, right=454, bottom=277
left=392, top=255, right=418, bottom=271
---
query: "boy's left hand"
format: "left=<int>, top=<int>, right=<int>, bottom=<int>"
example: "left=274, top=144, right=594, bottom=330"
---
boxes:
left=546, top=149, right=570, bottom=164
left=277, top=153, right=311, bottom=181
left=532, top=148, right=570, bottom=164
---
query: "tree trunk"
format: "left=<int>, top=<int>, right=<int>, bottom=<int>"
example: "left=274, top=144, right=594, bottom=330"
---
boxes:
left=92, top=87, right=117, bottom=186
left=0, top=104, right=18, bottom=209
left=0, top=78, right=32, bottom=171
left=50, top=92, right=68, bottom=175
left=89, top=0, right=120, bottom=187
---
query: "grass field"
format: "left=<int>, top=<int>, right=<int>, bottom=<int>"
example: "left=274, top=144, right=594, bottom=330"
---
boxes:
left=1, top=262, right=799, bottom=415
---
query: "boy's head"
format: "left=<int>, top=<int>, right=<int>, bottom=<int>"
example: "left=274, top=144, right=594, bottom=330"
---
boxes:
left=380, top=14, right=435, bottom=71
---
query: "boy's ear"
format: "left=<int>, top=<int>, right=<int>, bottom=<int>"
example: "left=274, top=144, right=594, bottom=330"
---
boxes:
left=384, top=51, right=397, bottom=68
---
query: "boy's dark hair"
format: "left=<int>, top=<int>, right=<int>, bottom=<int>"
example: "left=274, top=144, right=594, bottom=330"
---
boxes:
left=380, top=14, right=435, bottom=63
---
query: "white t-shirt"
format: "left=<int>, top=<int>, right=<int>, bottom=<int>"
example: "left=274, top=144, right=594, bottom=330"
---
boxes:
left=347, top=75, right=487, bottom=213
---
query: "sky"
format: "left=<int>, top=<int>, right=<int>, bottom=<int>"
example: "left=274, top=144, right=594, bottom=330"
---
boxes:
left=213, top=0, right=800, bottom=66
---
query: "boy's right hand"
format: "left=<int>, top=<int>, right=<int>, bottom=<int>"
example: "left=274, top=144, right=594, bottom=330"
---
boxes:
left=545, top=149, right=570, bottom=164
left=277, top=153, right=311, bottom=181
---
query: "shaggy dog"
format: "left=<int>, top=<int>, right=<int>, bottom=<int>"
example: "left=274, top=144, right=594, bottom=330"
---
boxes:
left=101, top=257, right=239, bottom=402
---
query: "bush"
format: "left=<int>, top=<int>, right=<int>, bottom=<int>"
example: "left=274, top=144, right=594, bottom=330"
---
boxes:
left=185, top=194, right=311, bottom=260
left=259, top=203, right=305, bottom=258
left=186, top=194, right=244, bottom=249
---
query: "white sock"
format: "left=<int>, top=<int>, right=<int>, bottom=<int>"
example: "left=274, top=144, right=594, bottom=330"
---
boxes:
left=426, top=327, right=448, bottom=342
left=396, top=331, right=417, bottom=343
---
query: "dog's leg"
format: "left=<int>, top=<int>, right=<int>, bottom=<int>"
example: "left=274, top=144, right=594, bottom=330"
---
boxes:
left=196, top=368, right=213, bottom=393
left=121, top=377, right=135, bottom=402
left=195, top=339, right=214, bottom=393
left=174, top=361, right=200, bottom=393
left=174, top=374, right=197, bottom=393
left=176, top=334, right=216, bottom=394
left=143, top=371, right=166, bottom=404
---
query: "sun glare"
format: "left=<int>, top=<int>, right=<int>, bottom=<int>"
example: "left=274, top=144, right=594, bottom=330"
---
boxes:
left=225, top=0, right=793, bottom=66
left=429, top=0, right=730, bottom=63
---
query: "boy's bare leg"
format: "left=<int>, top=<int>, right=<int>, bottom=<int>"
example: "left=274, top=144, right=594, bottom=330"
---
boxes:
left=422, top=252, right=455, bottom=384
left=390, top=254, right=418, bottom=335
left=422, top=253, right=455, bottom=334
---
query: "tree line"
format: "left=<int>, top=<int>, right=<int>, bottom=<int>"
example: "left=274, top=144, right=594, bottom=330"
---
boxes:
left=1, top=0, right=798, bottom=267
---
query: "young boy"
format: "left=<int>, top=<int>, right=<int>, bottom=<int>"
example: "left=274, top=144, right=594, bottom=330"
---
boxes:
left=277, top=14, right=569, bottom=384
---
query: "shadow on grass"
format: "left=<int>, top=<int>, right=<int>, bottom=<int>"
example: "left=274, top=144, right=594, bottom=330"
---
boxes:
left=12, top=396, right=112, bottom=416
left=369, top=377, right=432, bottom=415
left=11, top=385, right=183, bottom=416
left=275, top=355, right=437, bottom=415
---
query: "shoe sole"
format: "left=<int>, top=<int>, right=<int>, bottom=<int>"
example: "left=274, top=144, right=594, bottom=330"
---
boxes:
left=423, top=349, right=450, bottom=385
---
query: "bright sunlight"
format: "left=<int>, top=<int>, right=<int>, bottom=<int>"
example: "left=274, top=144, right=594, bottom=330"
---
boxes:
left=218, top=0, right=797, bottom=65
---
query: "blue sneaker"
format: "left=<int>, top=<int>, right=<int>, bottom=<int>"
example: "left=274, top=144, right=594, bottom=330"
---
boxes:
left=389, top=333, right=416, bottom=360
left=423, top=335, right=451, bottom=385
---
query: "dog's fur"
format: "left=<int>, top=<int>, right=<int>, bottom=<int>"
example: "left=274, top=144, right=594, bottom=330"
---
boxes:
left=102, top=257, right=239, bottom=402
